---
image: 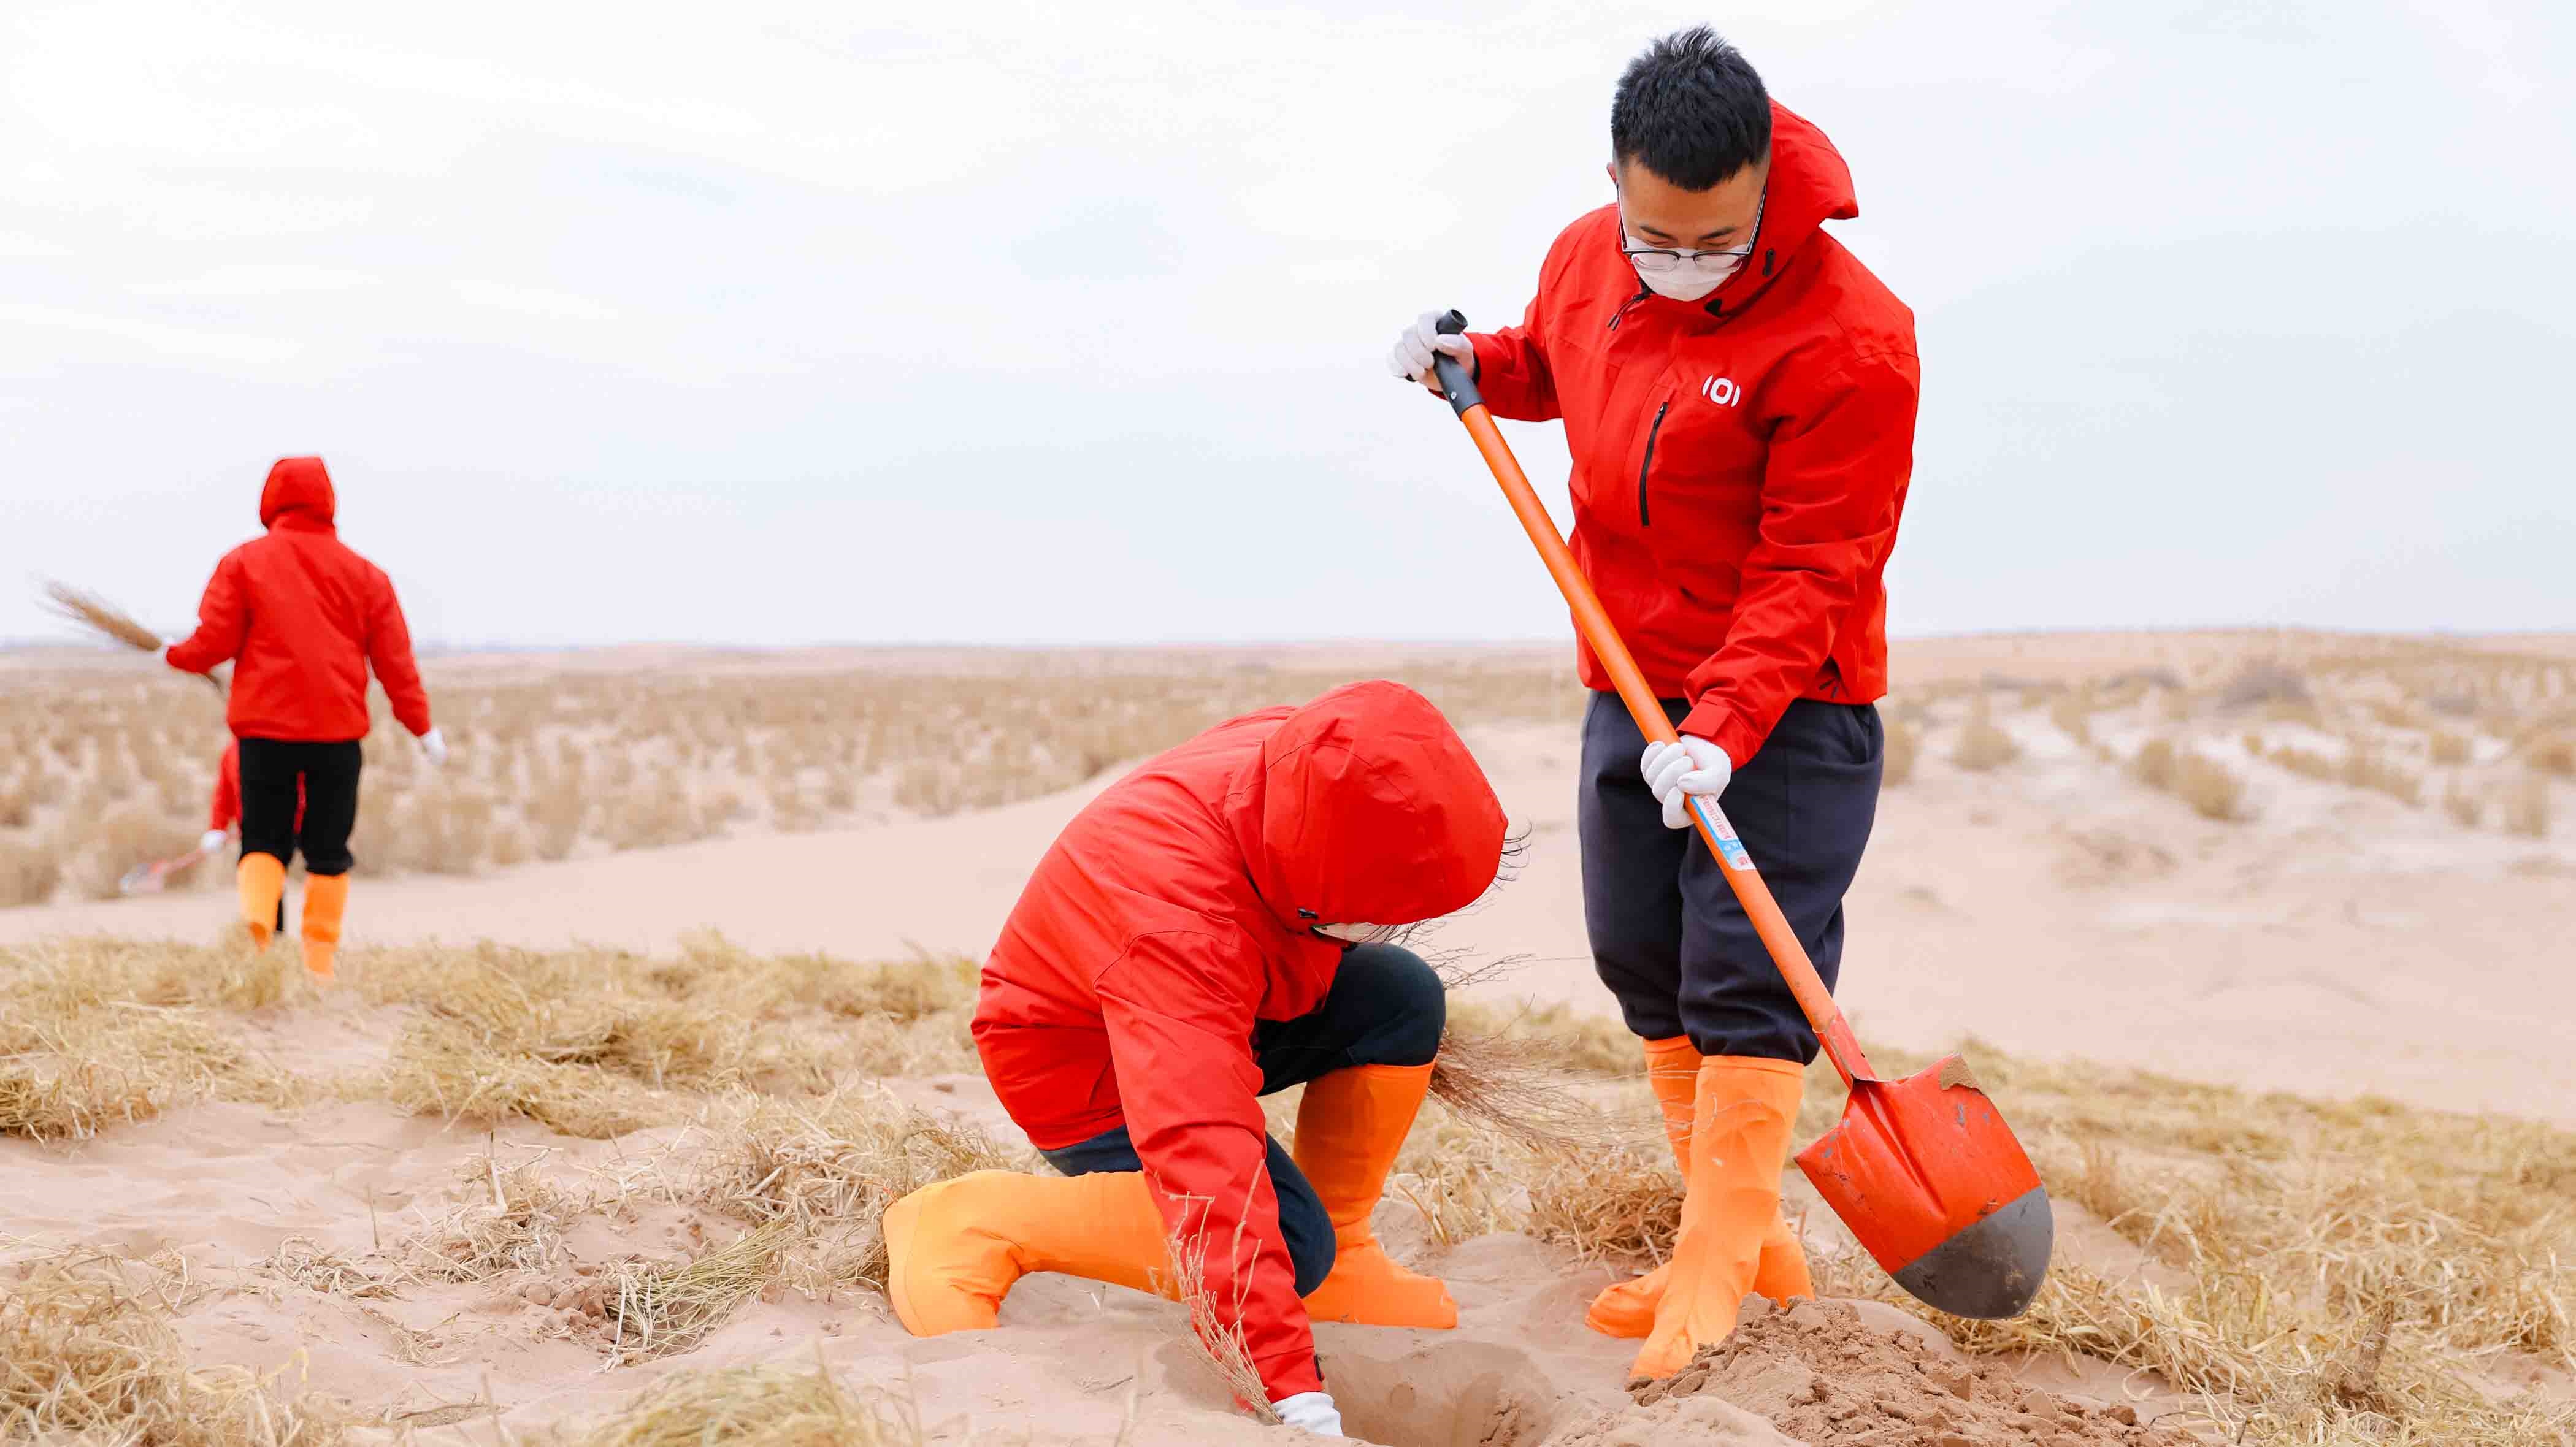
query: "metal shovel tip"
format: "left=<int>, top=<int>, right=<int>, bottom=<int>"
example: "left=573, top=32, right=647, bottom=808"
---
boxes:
left=1890, top=1185, right=2053, bottom=1320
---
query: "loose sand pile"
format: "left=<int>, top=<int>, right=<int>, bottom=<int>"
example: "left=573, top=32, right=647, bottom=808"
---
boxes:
left=1571, top=1297, right=2197, bottom=1446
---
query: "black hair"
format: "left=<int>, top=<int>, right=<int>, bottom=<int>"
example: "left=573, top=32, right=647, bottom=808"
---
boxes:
left=1610, top=26, right=1772, bottom=192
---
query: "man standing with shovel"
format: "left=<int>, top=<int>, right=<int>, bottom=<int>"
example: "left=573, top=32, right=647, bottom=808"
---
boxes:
left=1389, top=28, right=1919, bottom=1379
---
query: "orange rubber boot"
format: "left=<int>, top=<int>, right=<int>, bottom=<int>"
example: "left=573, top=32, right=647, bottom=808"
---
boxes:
left=235, top=854, right=285, bottom=952
left=1590, top=1040, right=1813, bottom=1339
left=300, top=872, right=348, bottom=982
left=1586, top=1036, right=1701, bottom=1335
left=1631, top=1056, right=1806, bottom=1380
left=1294, top=1063, right=1457, bottom=1329
left=881, top=1169, right=1173, bottom=1337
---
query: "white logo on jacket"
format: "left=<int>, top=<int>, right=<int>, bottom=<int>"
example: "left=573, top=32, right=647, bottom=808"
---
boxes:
left=1703, top=376, right=1742, bottom=407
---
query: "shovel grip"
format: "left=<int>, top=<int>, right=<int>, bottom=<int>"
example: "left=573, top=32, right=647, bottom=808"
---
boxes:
left=1430, top=309, right=1483, bottom=417
left=1436, top=312, right=1873, bottom=1087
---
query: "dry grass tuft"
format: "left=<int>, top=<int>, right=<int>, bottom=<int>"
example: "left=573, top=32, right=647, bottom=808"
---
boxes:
left=2429, top=729, right=2474, bottom=766
left=2268, top=740, right=2338, bottom=782
left=2523, top=731, right=2575, bottom=779
left=259, top=1237, right=401, bottom=1300
left=2134, top=739, right=2252, bottom=820
left=61, top=807, right=202, bottom=901
left=2445, top=781, right=2485, bottom=829
left=692, top=1087, right=1019, bottom=1290
left=2048, top=691, right=2096, bottom=746
left=555, top=1354, right=935, bottom=1447
left=0, top=1251, right=342, bottom=1445
left=1881, top=716, right=1920, bottom=786
left=1951, top=696, right=2021, bottom=773
left=2501, top=773, right=2554, bottom=839
left=380, top=1018, right=672, bottom=1139
left=600, top=1223, right=791, bottom=1363
left=1523, top=1147, right=1684, bottom=1266
left=2339, top=740, right=2423, bottom=806
left=2218, top=660, right=2314, bottom=711
left=0, top=941, right=301, bottom=1140
left=0, top=1056, right=168, bottom=1143
left=394, top=785, right=494, bottom=875
left=0, top=839, right=63, bottom=907
left=608, top=778, right=706, bottom=852
left=2172, top=751, right=2251, bottom=820
left=407, top=1157, right=588, bottom=1281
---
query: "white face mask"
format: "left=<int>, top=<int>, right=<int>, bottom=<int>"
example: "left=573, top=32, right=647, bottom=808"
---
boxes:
left=1619, top=194, right=1763, bottom=304
left=1313, top=921, right=1401, bottom=945
left=1627, top=245, right=1743, bottom=302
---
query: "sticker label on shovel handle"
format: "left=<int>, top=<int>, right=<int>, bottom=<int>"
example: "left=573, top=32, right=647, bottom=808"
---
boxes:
left=1693, top=799, right=1754, bottom=871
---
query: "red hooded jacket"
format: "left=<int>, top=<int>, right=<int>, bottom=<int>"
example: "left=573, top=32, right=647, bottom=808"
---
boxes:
left=975, top=681, right=1508, bottom=1400
left=1466, top=101, right=1919, bottom=766
left=166, top=458, right=432, bottom=744
left=209, top=740, right=303, bottom=832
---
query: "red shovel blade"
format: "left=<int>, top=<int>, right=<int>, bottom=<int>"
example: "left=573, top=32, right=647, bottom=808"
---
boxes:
left=1795, top=1055, right=2052, bottom=1320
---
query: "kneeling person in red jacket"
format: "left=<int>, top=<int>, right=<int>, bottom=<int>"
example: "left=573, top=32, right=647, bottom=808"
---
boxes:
left=885, top=681, right=1511, bottom=1438
left=163, top=457, right=445, bottom=979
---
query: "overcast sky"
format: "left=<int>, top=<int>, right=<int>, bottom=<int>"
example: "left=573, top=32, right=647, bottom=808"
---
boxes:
left=3, top=0, right=2569, bottom=649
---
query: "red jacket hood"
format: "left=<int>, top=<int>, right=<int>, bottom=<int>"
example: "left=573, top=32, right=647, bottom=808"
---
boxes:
left=1224, top=680, right=1508, bottom=930
left=260, top=457, right=336, bottom=530
left=1626, top=99, right=1858, bottom=324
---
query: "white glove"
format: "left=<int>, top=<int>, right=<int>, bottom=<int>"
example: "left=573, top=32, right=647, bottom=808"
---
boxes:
left=197, top=828, right=229, bottom=857
left=418, top=727, right=448, bottom=767
left=1386, top=310, right=1476, bottom=391
left=1271, top=1392, right=1345, bottom=1437
left=1642, top=736, right=1732, bottom=830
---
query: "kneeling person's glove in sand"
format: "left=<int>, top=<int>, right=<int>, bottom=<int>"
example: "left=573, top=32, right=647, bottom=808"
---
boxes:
left=418, top=726, right=448, bottom=767
left=1641, top=736, right=1730, bottom=830
left=197, top=828, right=229, bottom=857
left=1272, top=1392, right=1344, bottom=1437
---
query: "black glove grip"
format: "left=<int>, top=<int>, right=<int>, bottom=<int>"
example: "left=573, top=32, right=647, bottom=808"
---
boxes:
left=1431, top=308, right=1482, bottom=416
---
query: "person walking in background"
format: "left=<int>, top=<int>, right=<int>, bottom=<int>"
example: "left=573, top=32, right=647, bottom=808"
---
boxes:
left=162, top=457, right=446, bottom=979
left=1389, top=28, right=1919, bottom=1380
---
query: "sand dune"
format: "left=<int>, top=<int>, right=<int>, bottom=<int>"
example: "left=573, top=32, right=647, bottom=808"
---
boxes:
left=6, top=636, right=2572, bottom=1443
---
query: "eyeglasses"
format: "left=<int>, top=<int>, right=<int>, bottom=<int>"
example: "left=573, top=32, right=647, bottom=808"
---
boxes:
left=1620, top=197, right=1764, bottom=275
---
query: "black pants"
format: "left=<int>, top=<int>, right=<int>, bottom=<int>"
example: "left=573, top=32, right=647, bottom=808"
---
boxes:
left=237, top=738, right=363, bottom=877
left=1040, top=942, right=1445, bottom=1296
left=1579, top=693, right=1882, bottom=1064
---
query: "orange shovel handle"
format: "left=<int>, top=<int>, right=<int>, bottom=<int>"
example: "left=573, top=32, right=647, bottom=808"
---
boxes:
left=1430, top=312, right=1873, bottom=1088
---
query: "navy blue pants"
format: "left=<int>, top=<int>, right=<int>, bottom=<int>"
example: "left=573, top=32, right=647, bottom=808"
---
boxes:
left=1040, top=942, right=1444, bottom=1296
left=1579, top=693, right=1882, bottom=1064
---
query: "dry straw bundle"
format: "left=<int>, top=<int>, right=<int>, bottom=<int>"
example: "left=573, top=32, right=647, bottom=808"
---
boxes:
left=39, top=579, right=225, bottom=697
left=1160, top=1189, right=1285, bottom=1427
left=40, top=580, right=164, bottom=654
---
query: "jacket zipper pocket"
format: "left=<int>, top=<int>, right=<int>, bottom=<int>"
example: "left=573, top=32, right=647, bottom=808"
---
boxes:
left=1636, top=400, right=1669, bottom=527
